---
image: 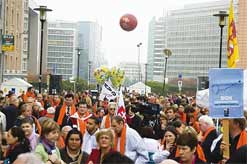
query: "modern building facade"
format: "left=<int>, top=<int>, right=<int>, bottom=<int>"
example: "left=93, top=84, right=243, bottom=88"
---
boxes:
left=27, top=0, right=43, bottom=78
left=0, top=0, right=5, bottom=82
left=147, top=0, right=238, bottom=82
left=47, top=21, right=77, bottom=80
left=238, top=0, right=247, bottom=69
left=119, top=62, right=146, bottom=84
left=2, top=0, right=29, bottom=80
left=77, top=21, right=105, bottom=84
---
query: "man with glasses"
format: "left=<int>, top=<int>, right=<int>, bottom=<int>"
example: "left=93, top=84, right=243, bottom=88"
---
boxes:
left=100, top=102, right=116, bottom=129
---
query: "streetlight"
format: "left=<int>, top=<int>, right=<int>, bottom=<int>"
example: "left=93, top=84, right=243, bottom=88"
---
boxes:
left=76, top=48, right=83, bottom=80
left=145, top=63, right=148, bottom=95
left=88, top=61, right=92, bottom=88
left=34, top=6, right=52, bottom=93
left=213, top=11, right=228, bottom=68
left=137, top=42, right=142, bottom=82
left=162, top=49, right=172, bottom=96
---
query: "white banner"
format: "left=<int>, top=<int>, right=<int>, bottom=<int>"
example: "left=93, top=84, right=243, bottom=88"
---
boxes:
left=99, top=79, right=117, bottom=101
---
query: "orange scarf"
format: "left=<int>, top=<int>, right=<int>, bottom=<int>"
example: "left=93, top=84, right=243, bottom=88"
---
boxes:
left=201, top=127, right=215, bottom=143
left=236, top=130, right=247, bottom=149
left=105, top=114, right=111, bottom=128
left=179, top=112, right=186, bottom=123
left=33, top=116, right=42, bottom=135
left=77, top=111, right=90, bottom=135
left=52, top=99, right=61, bottom=108
left=114, top=125, right=126, bottom=155
left=57, top=103, right=76, bottom=126
left=78, top=119, right=86, bottom=135
left=26, top=91, right=36, bottom=98
left=175, top=144, right=206, bottom=162
left=93, top=104, right=97, bottom=114
left=57, top=136, right=65, bottom=149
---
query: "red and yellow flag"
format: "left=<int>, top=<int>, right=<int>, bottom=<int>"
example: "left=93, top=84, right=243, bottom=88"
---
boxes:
left=227, top=0, right=239, bottom=68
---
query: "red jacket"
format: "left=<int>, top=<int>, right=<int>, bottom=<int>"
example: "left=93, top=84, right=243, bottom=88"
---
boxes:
left=86, top=148, right=115, bottom=164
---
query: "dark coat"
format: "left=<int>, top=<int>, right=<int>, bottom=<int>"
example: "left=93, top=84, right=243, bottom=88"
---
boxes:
left=200, top=129, right=218, bottom=163
left=60, top=148, right=89, bottom=164
left=86, top=148, right=115, bottom=164
left=4, top=143, right=30, bottom=163
left=226, top=145, right=247, bottom=164
left=54, top=105, right=73, bottom=128
left=2, top=104, right=19, bottom=131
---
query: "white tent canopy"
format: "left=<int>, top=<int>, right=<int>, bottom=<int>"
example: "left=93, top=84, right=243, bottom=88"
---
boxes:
left=128, top=82, right=151, bottom=95
left=196, top=89, right=209, bottom=108
left=1, top=78, right=32, bottom=96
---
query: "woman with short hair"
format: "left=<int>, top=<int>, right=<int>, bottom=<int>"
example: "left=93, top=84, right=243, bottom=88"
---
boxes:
left=86, top=128, right=115, bottom=164
left=35, top=119, right=63, bottom=164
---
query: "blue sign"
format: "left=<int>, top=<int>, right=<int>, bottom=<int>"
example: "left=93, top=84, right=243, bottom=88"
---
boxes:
left=178, top=73, right=182, bottom=80
left=209, top=68, right=244, bottom=118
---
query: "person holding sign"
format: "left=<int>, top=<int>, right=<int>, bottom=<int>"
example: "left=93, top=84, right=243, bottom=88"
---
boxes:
left=198, top=115, right=218, bottom=163
left=210, top=118, right=247, bottom=163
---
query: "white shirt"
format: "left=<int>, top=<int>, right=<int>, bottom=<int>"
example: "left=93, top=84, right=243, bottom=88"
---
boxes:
left=82, top=129, right=99, bottom=154
left=116, top=125, right=149, bottom=164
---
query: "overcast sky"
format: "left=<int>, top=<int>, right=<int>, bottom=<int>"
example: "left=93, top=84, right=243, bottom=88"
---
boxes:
left=37, top=0, right=218, bottom=66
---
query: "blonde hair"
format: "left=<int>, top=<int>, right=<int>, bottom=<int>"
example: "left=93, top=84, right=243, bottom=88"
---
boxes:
left=41, top=119, right=60, bottom=137
left=96, top=129, right=114, bottom=147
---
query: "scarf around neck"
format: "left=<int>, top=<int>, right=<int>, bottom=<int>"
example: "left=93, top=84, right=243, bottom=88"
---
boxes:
left=40, top=137, right=56, bottom=155
left=114, top=124, right=126, bottom=155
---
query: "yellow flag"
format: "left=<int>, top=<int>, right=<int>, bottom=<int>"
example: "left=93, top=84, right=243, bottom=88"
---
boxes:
left=227, top=0, right=239, bottom=68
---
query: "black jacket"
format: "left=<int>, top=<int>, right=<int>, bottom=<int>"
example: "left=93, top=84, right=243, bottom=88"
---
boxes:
left=200, top=129, right=218, bottom=163
left=226, top=145, right=247, bottom=164
left=2, top=104, right=18, bottom=131
left=54, top=105, right=73, bottom=128
left=60, top=148, right=89, bottom=164
left=5, top=143, right=30, bottom=163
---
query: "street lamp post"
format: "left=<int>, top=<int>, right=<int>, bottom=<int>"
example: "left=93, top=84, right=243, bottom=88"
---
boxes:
left=145, top=63, right=148, bottom=95
left=34, top=6, right=52, bottom=93
left=213, top=11, right=228, bottom=68
left=137, top=43, right=142, bottom=82
left=88, top=61, right=91, bottom=88
left=162, top=49, right=172, bottom=96
left=76, top=48, right=82, bottom=80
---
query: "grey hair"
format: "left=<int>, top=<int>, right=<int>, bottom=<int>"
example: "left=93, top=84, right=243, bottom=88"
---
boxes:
left=198, top=115, right=214, bottom=127
left=61, top=125, right=72, bottom=133
left=15, top=152, right=44, bottom=164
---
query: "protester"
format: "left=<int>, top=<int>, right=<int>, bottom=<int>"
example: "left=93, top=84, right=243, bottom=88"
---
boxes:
left=82, top=116, right=99, bottom=154
left=100, top=102, right=116, bottom=129
left=54, top=93, right=76, bottom=128
left=13, top=152, right=44, bottom=164
left=211, top=118, right=247, bottom=163
left=175, top=131, right=206, bottom=164
left=2, top=126, right=30, bottom=163
left=2, top=95, right=19, bottom=131
left=111, top=116, right=149, bottom=163
left=153, top=126, right=178, bottom=163
left=21, top=118, right=39, bottom=151
left=102, top=151, right=134, bottom=164
left=198, top=115, right=217, bottom=163
left=60, top=129, right=89, bottom=164
left=70, top=101, right=92, bottom=135
left=126, top=104, right=142, bottom=133
left=165, top=107, right=179, bottom=124
left=57, top=125, right=72, bottom=149
left=35, top=119, right=63, bottom=163
left=86, top=128, right=115, bottom=164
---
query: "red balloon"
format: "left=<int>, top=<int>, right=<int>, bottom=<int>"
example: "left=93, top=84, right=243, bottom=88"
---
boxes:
left=119, top=14, right=138, bottom=32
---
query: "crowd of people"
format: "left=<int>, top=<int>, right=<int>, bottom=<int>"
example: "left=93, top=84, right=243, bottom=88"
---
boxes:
left=0, top=86, right=246, bottom=164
